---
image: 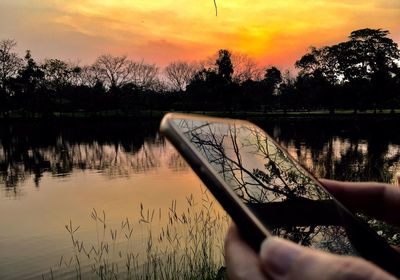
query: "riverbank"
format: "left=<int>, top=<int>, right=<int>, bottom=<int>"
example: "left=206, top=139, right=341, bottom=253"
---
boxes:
left=1, top=109, right=400, bottom=122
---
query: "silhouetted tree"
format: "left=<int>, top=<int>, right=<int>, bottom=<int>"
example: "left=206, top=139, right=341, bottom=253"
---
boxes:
left=216, top=49, right=233, bottom=82
left=241, top=79, right=265, bottom=110
left=260, top=67, right=282, bottom=110
left=295, top=28, right=399, bottom=111
left=186, top=68, right=219, bottom=109
left=42, top=58, right=81, bottom=91
left=329, top=29, right=399, bottom=111
left=164, top=61, right=199, bottom=91
left=199, top=51, right=261, bottom=84
left=279, top=74, right=298, bottom=112
left=93, top=54, right=134, bottom=89
left=0, top=28, right=399, bottom=115
left=264, top=67, right=282, bottom=93
left=0, top=39, right=22, bottom=92
left=10, top=50, right=44, bottom=112
left=77, top=65, right=100, bottom=87
left=129, top=60, right=160, bottom=91
left=336, top=29, right=399, bottom=83
left=93, top=55, right=161, bottom=92
left=295, top=47, right=337, bottom=84
left=294, top=47, right=337, bottom=111
left=231, top=53, right=262, bottom=83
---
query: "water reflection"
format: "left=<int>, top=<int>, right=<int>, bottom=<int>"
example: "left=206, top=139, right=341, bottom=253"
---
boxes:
left=0, top=120, right=186, bottom=197
left=1, top=119, right=400, bottom=198
left=260, top=120, right=400, bottom=183
left=0, top=118, right=400, bottom=279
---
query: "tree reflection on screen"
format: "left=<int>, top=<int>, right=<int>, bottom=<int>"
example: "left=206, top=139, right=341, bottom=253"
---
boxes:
left=173, top=118, right=354, bottom=254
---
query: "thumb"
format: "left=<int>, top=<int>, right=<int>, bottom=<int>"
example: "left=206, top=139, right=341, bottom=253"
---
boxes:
left=259, top=237, right=396, bottom=280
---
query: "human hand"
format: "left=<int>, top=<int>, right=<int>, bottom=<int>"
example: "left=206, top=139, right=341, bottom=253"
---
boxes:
left=225, top=225, right=396, bottom=280
left=225, top=179, right=400, bottom=280
left=319, top=179, right=400, bottom=226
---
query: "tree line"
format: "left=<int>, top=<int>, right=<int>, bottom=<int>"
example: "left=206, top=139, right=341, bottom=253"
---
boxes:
left=0, top=28, right=399, bottom=116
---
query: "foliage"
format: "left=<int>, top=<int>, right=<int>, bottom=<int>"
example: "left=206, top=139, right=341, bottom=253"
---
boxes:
left=0, top=39, right=23, bottom=91
left=294, top=28, right=400, bottom=111
left=215, top=49, right=234, bottom=82
left=0, top=27, right=399, bottom=116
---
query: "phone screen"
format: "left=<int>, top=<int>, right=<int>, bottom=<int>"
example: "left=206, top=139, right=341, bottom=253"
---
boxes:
left=172, top=117, right=359, bottom=254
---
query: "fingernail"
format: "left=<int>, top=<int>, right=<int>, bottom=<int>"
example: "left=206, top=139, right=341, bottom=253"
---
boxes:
left=260, top=237, right=302, bottom=275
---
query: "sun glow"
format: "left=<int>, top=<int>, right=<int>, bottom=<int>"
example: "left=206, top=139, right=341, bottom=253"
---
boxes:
left=0, top=0, right=399, bottom=68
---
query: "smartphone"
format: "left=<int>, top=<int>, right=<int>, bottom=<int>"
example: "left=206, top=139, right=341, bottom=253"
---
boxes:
left=160, top=113, right=400, bottom=277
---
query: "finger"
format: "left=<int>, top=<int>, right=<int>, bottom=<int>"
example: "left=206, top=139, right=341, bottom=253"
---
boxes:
left=319, top=179, right=400, bottom=225
left=260, top=237, right=396, bottom=280
left=225, top=224, right=267, bottom=280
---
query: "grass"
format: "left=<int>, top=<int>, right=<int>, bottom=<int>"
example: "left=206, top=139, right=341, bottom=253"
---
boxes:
left=42, top=189, right=229, bottom=280
left=38, top=164, right=400, bottom=279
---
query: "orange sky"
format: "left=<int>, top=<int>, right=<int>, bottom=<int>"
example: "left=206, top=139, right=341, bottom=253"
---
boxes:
left=0, top=0, right=399, bottom=69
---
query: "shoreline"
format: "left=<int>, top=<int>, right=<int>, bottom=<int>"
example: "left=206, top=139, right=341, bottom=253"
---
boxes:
left=0, top=109, right=400, bottom=122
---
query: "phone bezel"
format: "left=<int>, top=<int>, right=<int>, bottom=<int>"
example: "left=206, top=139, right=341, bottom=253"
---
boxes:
left=161, top=113, right=271, bottom=249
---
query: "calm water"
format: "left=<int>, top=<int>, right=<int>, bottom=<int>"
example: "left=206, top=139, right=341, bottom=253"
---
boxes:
left=0, top=118, right=399, bottom=279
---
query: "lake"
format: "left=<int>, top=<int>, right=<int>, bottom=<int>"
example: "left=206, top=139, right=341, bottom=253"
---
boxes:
left=0, top=117, right=399, bottom=279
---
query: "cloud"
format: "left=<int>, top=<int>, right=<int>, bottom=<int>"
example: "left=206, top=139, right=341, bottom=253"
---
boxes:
left=1, top=0, right=399, bottom=68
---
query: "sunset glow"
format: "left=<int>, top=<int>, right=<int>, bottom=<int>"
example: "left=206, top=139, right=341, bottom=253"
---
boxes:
left=1, top=0, right=399, bottom=68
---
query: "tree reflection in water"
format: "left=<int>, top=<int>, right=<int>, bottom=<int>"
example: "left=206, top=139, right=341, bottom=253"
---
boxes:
left=263, top=120, right=400, bottom=183
left=0, top=118, right=399, bottom=203
left=0, top=120, right=187, bottom=197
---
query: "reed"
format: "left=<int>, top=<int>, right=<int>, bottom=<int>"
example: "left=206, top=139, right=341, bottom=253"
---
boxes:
left=43, top=189, right=229, bottom=279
